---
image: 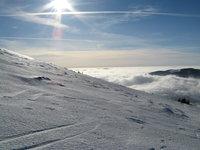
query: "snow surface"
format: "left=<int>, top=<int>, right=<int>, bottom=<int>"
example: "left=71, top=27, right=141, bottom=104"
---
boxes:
left=0, top=48, right=200, bottom=150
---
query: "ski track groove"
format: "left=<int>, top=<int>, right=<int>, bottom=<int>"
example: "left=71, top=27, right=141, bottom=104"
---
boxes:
left=1, top=90, right=27, bottom=98
left=0, top=124, right=75, bottom=142
left=20, top=124, right=99, bottom=150
left=0, top=121, right=98, bottom=150
left=13, top=139, right=60, bottom=150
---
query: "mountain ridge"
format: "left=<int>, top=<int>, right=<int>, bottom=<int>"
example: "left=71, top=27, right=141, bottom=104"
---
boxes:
left=150, top=68, right=200, bottom=78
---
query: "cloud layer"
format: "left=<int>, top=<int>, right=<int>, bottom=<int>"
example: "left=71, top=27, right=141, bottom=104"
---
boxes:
left=74, top=67, right=200, bottom=103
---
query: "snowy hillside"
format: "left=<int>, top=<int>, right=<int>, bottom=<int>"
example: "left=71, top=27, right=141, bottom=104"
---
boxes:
left=0, top=48, right=200, bottom=150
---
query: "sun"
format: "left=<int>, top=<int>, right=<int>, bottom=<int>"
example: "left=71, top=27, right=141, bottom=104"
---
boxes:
left=52, top=0, right=74, bottom=12
left=45, top=0, right=74, bottom=14
left=43, top=0, right=75, bottom=39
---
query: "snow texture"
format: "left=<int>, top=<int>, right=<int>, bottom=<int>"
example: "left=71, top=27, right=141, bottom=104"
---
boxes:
left=0, top=48, right=200, bottom=150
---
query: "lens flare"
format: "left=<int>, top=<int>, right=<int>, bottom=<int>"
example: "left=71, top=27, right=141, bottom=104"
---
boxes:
left=44, top=0, right=75, bottom=39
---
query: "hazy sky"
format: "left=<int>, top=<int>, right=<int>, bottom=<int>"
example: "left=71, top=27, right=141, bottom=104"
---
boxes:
left=0, top=0, right=200, bottom=67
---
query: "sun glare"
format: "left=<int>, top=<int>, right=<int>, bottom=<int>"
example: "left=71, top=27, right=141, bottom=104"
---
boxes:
left=48, top=0, right=74, bottom=13
left=43, top=0, right=75, bottom=39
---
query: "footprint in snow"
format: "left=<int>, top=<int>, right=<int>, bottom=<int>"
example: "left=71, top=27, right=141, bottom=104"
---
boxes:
left=23, top=107, right=33, bottom=110
left=195, top=129, right=200, bottom=139
left=3, top=96, right=12, bottom=99
left=127, top=116, right=145, bottom=124
left=160, top=145, right=167, bottom=149
left=45, top=107, right=56, bottom=111
left=27, top=98, right=36, bottom=101
left=34, top=76, right=51, bottom=81
left=51, top=102, right=59, bottom=106
left=162, top=105, right=189, bottom=119
left=163, top=107, right=174, bottom=115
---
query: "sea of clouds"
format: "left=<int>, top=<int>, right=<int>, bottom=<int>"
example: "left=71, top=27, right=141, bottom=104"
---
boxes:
left=73, top=66, right=200, bottom=103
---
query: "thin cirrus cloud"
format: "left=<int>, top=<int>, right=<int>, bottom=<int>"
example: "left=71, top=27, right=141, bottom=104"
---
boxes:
left=1, top=7, right=200, bottom=30
left=1, top=10, right=200, bottom=18
left=16, top=12, right=69, bottom=29
left=1, top=8, right=69, bottom=29
left=0, top=3, right=199, bottom=39
left=28, top=49, right=200, bottom=67
left=0, top=30, right=154, bottom=52
left=0, top=38, right=200, bottom=67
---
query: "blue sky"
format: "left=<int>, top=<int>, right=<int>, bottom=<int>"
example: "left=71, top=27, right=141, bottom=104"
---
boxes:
left=0, top=0, right=199, bottom=67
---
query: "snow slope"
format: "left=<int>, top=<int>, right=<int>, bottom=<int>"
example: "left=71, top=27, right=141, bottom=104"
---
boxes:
left=0, top=48, right=200, bottom=150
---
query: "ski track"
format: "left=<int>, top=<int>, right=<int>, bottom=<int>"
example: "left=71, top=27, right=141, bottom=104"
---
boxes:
left=0, top=121, right=98, bottom=150
left=27, top=124, right=100, bottom=150
left=1, top=90, right=27, bottom=98
left=0, top=124, right=74, bottom=142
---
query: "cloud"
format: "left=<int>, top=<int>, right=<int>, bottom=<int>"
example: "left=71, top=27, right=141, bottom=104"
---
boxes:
left=27, top=49, right=200, bottom=67
left=1, top=6, right=199, bottom=31
left=131, top=75, right=200, bottom=103
left=1, top=10, right=200, bottom=18
left=1, top=7, right=69, bottom=29
left=0, top=6, right=158, bottom=31
left=74, top=67, right=200, bottom=103
left=0, top=37, right=200, bottom=67
left=0, top=38, right=100, bottom=54
left=14, top=11, right=69, bottom=28
left=1, top=4, right=199, bottom=33
left=0, top=29, right=154, bottom=52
